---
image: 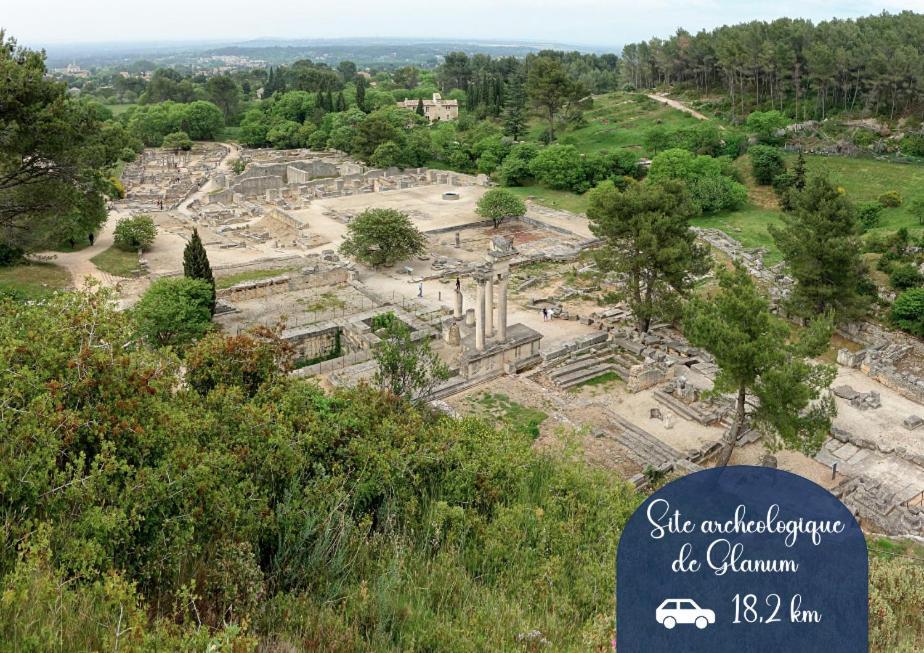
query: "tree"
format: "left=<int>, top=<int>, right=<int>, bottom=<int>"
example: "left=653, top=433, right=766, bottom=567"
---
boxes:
left=335, top=91, right=347, bottom=112
left=113, top=214, right=157, bottom=251
left=769, top=176, right=871, bottom=321
left=476, top=188, right=527, bottom=228
left=351, top=110, right=403, bottom=160
left=685, top=262, right=836, bottom=466
left=179, top=101, right=224, bottom=140
left=185, top=325, right=293, bottom=397
left=502, top=73, right=528, bottom=141
left=355, top=75, right=367, bottom=112
left=745, top=110, right=787, bottom=143
left=183, top=228, right=216, bottom=315
left=909, top=196, right=924, bottom=226
left=416, top=98, right=425, bottom=117
left=162, top=130, right=193, bottom=153
left=891, top=288, right=924, bottom=337
left=133, top=277, right=213, bottom=348
left=438, top=52, right=471, bottom=91
left=370, top=141, right=403, bottom=168
left=394, top=66, right=419, bottom=89
left=749, top=145, right=786, bottom=185
left=528, top=144, right=587, bottom=192
left=372, top=317, right=450, bottom=401
left=526, top=56, right=581, bottom=141
left=587, top=179, right=709, bottom=332
left=0, top=32, right=129, bottom=255
left=339, top=208, right=426, bottom=267
left=337, top=60, right=357, bottom=81
left=206, top=75, right=241, bottom=121
left=793, top=150, right=807, bottom=190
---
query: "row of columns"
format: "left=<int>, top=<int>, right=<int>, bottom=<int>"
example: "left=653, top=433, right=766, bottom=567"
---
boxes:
left=456, top=270, right=507, bottom=352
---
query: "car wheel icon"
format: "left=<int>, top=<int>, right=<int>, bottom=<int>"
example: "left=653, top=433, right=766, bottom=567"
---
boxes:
left=695, top=616, right=708, bottom=630
left=663, top=616, right=676, bottom=629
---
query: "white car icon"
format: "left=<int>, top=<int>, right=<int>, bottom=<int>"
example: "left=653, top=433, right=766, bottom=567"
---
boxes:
left=655, top=598, right=716, bottom=629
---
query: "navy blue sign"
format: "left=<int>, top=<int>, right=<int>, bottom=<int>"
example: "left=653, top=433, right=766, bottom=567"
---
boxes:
left=616, top=466, right=867, bottom=652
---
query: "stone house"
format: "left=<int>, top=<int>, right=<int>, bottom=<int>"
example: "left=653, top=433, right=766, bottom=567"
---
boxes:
left=397, top=93, right=459, bottom=122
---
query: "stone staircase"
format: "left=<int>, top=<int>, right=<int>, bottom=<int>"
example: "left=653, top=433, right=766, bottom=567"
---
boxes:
left=546, top=352, right=617, bottom=389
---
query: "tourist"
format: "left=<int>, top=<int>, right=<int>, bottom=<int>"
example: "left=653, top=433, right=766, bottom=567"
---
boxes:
left=418, top=282, right=423, bottom=297
left=455, top=277, right=461, bottom=292
left=88, top=232, right=94, bottom=246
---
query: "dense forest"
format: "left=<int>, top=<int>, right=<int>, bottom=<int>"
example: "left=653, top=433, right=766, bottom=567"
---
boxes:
left=621, top=11, right=924, bottom=120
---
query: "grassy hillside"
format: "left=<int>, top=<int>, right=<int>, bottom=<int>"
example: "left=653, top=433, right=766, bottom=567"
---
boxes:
left=530, top=92, right=704, bottom=156
left=690, top=154, right=924, bottom=263
left=517, top=93, right=924, bottom=266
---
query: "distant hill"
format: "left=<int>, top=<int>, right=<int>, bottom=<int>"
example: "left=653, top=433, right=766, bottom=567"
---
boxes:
left=42, top=37, right=610, bottom=69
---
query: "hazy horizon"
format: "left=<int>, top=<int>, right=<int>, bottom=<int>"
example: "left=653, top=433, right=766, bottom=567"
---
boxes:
left=6, top=1, right=924, bottom=51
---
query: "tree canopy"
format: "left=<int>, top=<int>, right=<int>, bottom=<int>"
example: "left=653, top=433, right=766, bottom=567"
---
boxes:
left=587, top=179, right=709, bottom=332
left=476, top=188, right=527, bottom=228
left=769, top=175, right=872, bottom=321
left=0, top=33, right=131, bottom=255
left=339, top=208, right=426, bottom=267
left=685, top=263, right=836, bottom=466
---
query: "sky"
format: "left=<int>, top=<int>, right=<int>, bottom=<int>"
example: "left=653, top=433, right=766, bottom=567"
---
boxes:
left=5, top=0, right=924, bottom=48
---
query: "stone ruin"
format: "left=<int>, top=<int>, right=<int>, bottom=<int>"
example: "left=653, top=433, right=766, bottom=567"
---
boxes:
left=215, top=154, right=490, bottom=203
left=119, top=143, right=227, bottom=211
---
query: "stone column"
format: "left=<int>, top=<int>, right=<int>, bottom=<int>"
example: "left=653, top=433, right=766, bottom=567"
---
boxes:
left=454, top=289, right=463, bottom=319
left=485, top=275, right=494, bottom=338
left=497, top=274, right=508, bottom=343
left=475, top=278, right=486, bottom=352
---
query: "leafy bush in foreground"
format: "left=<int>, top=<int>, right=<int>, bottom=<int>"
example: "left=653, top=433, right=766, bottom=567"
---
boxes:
left=0, top=289, right=637, bottom=651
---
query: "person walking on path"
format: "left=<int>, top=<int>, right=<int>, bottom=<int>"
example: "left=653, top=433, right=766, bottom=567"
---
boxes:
left=418, top=282, right=423, bottom=298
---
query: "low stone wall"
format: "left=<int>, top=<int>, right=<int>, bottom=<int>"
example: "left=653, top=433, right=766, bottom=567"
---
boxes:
left=285, top=322, right=341, bottom=361
left=233, top=175, right=284, bottom=197
left=217, top=266, right=350, bottom=302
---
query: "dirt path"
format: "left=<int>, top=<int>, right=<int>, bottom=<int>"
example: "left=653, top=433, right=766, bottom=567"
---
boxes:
left=178, top=142, right=240, bottom=217
left=34, top=210, right=124, bottom=289
left=40, top=142, right=241, bottom=291
left=646, top=93, right=714, bottom=122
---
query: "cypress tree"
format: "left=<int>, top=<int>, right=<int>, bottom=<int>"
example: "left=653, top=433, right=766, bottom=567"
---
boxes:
left=503, top=73, right=528, bottom=141
left=794, top=150, right=807, bottom=190
left=183, top=228, right=216, bottom=315
left=335, top=91, right=347, bottom=112
left=325, top=90, right=334, bottom=112
left=355, top=76, right=367, bottom=112
left=416, top=98, right=425, bottom=116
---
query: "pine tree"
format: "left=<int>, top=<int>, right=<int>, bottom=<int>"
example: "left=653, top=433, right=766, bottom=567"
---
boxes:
left=183, top=228, right=216, bottom=315
left=769, top=175, right=871, bottom=321
left=335, top=91, right=347, bottom=112
left=416, top=98, right=425, bottom=116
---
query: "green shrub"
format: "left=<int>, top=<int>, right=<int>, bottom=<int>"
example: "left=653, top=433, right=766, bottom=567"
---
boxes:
left=749, top=145, right=786, bottom=185
left=113, top=214, right=157, bottom=251
left=857, top=202, right=884, bottom=229
left=900, top=133, right=924, bottom=157
left=891, top=287, right=924, bottom=336
left=133, top=277, right=213, bottom=347
left=890, top=264, right=923, bottom=291
left=879, top=191, right=903, bottom=208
